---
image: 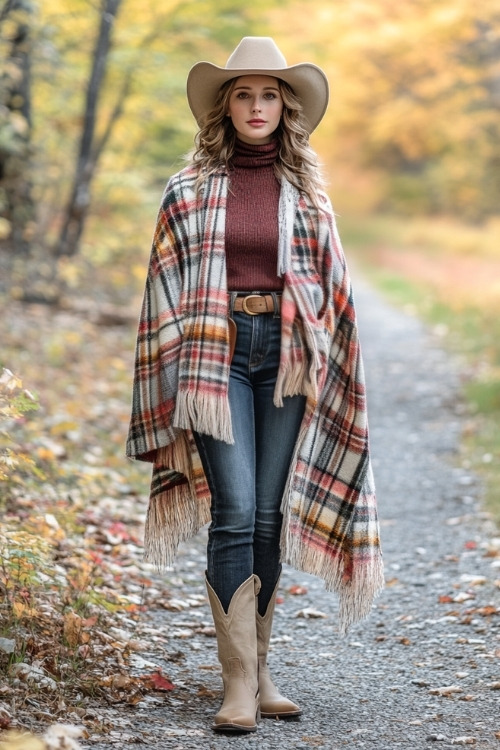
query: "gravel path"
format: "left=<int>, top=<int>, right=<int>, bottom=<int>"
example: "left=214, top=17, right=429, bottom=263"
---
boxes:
left=86, top=275, right=500, bottom=750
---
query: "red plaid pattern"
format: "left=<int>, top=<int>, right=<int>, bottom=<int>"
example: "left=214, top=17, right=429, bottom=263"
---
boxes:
left=126, top=167, right=383, bottom=634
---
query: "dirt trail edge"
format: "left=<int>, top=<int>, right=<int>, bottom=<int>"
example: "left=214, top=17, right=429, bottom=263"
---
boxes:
left=87, top=274, right=500, bottom=750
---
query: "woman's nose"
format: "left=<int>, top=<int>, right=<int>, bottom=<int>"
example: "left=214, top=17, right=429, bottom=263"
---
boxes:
left=251, top=99, right=261, bottom=112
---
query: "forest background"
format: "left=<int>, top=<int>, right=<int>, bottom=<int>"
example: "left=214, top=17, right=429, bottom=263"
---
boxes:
left=0, top=0, right=499, bottom=740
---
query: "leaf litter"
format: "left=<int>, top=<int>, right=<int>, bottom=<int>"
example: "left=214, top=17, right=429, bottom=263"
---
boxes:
left=0, top=297, right=212, bottom=743
left=2, top=288, right=500, bottom=745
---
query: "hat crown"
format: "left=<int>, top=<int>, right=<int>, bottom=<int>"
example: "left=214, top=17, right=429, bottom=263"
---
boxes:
left=225, top=37, right=287, bottom=71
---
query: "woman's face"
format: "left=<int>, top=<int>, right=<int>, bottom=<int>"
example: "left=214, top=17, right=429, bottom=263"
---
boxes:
left=227, top=75, right=283, bottom=144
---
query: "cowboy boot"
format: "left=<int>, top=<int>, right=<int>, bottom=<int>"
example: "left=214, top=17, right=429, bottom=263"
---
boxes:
left=256, top=576, right=302, bottom=718
left=205, top=574, right=260, bottom=732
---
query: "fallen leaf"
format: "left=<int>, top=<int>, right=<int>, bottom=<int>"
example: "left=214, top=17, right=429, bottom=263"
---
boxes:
left=453, top=592, right=475, bottom=603
left=43, top=723, right=86, bottom=749
left=295, top=608, right=328, bottom=619
left=196, top=686, right=218, bottom=698
left=78, top=644, right=90, bottom=659
left=111, top=674, right=134, bottom=690
left=63, top=612, right=83, bottom=648
left=289, top=585, right=308, bottom=595
left=196, top=626, right=216, bottom=636
left=396, top=636, right=411, bottom=646
left=0, top=731, right=45, bottom=750
left=170, top=628, right=194, bottom=638
left=476, top=606, right=498, bottom=617
left=385, top=577, right=400, bottom=586
left=450, top=737, right=476, bottom=745
left=0, top=706, right=12, bottom=730
left=141, top=670, right=175, bottom=692
left=11, top=601, right=37, bottom=618
left=459, top=574, right=486, bottom=585
left=128, top=654, right=164, bottom=671
left=429, top=685, right=463, bottom=697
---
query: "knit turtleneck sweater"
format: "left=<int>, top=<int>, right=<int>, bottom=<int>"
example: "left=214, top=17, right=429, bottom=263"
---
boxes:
left=225, top=139, right=283, bottom=292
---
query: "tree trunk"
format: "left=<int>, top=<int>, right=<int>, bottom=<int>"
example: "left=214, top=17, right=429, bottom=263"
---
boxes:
left=0, top=0, right=35, bottom=256
left=56, top=0, right=122, bottom=258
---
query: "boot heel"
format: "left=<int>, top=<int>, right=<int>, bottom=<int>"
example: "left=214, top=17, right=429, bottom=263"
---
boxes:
left=257, top=574, right=302, bottom=718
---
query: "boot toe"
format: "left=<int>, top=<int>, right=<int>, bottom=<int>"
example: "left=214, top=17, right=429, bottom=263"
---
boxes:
left=260, top=696, right=301, bottom=718
left=213, top=710, right=258, bottom=732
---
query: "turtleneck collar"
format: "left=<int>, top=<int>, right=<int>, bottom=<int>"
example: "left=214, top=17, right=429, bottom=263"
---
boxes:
left=231, top=138, right=279, bottom=169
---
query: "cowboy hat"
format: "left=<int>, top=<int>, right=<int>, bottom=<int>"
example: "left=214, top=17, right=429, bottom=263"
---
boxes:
left=186, top=36, right=329, bottom=134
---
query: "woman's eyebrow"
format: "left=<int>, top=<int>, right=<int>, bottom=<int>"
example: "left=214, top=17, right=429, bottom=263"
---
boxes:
left=233, top=85, right=280, bottom=92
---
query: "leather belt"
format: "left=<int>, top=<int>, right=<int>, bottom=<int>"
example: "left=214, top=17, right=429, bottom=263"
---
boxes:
left=232, top=294, right=281, bottom=316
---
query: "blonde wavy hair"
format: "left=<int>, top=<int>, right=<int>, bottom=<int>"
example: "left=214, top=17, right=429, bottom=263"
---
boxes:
left=190, top=78, right=326, bottom=208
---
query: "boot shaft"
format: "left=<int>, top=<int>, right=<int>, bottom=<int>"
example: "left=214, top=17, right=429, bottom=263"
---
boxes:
left=205, top=573, right=261, bottom=731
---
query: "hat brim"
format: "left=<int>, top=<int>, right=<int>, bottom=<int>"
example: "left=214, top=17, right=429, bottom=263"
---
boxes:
left=186, top=61, right=329, bottom=135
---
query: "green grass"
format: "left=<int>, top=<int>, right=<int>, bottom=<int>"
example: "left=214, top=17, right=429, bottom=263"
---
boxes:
left=343, top=214, right=500, bottom=525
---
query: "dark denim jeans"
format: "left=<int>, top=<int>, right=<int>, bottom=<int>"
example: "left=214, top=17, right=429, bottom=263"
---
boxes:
left=194, top=309, right=306, bottom=615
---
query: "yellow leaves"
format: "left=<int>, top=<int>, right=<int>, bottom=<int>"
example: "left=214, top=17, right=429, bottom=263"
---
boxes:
left=269, top=0, right=500, bottom=218
left=66, top=559, right=95, bottom=594
left=369, top=99, right=436, bottom=161
left=0, top=530, right=50, bottom=604
left=0, top=368, right=40, bottom=485
left=8, top=111, right=30, bottom=136
left=44, top=330, right=84, bottom=368
left=11, top=601, right=37, bottom=618
left=0, top=19, right=28, bottom=45
left=0, top=217, right=11, bottom=240
left=0, top=731, right=45, bottom=750
left=0, top=725, right=86, bottom=750
left=63, top=611, right=83, bottom=648
left=1, top=368, right=22, bottom=397
left=0, top=454, right=17, bottom=477
left=31, top=514, right=67, bottom=543
left=57, top=258, right=83, bottom=289
left=95, top=668, right=175, bottom=705
left=36, top=446, right=64, bottom=463
left=49, top=420, right=80, bottom=437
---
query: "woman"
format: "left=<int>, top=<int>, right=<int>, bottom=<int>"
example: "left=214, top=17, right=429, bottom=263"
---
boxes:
left=126, top=37, right=383, bottom=733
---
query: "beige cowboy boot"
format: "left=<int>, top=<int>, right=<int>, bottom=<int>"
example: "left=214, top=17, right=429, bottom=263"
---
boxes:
left=205, top=574, right=260, bottom=732
left=256, top=576, right=302, bottom=718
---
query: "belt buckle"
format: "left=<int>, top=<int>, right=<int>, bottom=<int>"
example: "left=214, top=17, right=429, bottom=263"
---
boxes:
left=241, top=294, right=261, bottom=316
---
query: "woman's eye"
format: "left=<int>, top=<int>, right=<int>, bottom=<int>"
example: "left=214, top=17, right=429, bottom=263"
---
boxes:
left=264, top=93, right=276, bottom=100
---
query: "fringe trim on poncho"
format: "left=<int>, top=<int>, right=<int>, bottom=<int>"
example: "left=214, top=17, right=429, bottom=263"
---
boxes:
left=143, top=433, right=211, bottom=567
left=280, top=453, right=383, bottom=635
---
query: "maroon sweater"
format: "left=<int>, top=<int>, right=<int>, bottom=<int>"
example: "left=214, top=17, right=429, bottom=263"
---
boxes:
left=225, top=139, right=283, bottom=292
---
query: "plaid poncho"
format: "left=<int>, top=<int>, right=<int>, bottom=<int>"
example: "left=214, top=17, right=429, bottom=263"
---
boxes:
left=126, top=165, right=383, bottom=634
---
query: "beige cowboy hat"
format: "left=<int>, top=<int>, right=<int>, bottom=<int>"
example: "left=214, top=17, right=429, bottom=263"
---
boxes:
left=186, top=36, right=329, bottom=134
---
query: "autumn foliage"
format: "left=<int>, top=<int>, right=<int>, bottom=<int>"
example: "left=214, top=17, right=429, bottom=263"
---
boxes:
left=0, top=0, right=499, bottom=741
